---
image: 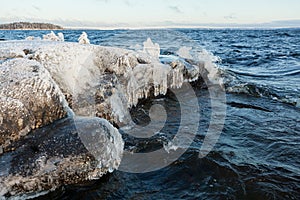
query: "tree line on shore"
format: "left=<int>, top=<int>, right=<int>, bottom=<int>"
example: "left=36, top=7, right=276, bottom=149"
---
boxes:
left=0, top=22, right=63, bottom=30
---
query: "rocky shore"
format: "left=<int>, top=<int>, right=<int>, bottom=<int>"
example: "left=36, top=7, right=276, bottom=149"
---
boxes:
left=0, top=38, right=216, bottom=198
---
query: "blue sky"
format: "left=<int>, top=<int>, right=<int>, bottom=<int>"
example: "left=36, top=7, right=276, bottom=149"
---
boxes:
left=0, top=0, right=300, bottom=28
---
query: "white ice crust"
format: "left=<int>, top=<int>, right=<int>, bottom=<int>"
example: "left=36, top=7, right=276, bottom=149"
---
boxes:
left=0, top=38, right=218, bottom=123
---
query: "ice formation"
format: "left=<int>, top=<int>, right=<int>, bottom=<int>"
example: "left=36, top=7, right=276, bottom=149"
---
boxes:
left=26, top=32, right=64, bottom=42
left=143, top=38, right=160, bottom=58
left=0, top=37, right=220, bottom=197
left=57, top=32, right=64, bottom=42
left=78, top=32, right=90, bottom=44
left=42, top=31, right=64, bottom=41
left=0, top=39, right=215, bottom=125
left=177, top=46, right=193, bottom=59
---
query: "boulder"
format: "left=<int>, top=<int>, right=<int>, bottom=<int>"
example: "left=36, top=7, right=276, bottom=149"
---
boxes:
left=0, top=58, right=68, bottom=149
left=0, top=117, right=124, bottom=198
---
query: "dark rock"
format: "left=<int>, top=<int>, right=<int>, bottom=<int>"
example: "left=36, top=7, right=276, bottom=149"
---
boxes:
left=0, top=117, right=123, bottom=198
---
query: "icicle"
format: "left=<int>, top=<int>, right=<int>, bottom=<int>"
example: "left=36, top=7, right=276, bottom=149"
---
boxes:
left=153, top=63, right=171, bottom=96
left=171, top=67, right=184, bottom=89
left=126, top=70, right=139, bottom=107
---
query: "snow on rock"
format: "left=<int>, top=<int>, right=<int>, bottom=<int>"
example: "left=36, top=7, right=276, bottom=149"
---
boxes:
left=0, top=58, right=68, bottom=149
left=78, top=32, right=90, bottom=44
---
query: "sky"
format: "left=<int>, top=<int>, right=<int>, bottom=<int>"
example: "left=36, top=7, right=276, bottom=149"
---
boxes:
left=0, top=0, right=300, bottom=28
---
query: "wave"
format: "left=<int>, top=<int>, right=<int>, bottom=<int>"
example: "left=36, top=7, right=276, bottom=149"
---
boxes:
left=225, top=82, right=300, bottom=107
left=227, top=102, right=272, bottom=112
left=219, top=63, right=300, bottom=107
left=227, top=67, right=300, bottom=78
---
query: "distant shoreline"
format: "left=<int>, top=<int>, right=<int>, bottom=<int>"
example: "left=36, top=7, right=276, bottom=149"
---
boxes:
left=0, top=29, right=64, bottom=30
left=0, top=22, right=63, bottom=30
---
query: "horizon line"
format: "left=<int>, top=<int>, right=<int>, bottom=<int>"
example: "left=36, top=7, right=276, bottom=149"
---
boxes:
left=1, top=20, right=300, bottom=30
left=63, top=25, right=300, bottom=30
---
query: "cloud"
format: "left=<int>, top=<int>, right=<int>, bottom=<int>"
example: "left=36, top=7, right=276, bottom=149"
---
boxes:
left=32, top=5, right=41, bottom=11
left=169, top=6, right=183, bottom=13
left=94, top=0, right=134, bottom=6
left=50, top=18, right=131, bottom=28
left=123, top=0, right=134, bottom=6
left=224, top=13, right=237, bottom=20
left=135, top=19, right=300, bottom=29
left=95, top=0, right=109, bottom=3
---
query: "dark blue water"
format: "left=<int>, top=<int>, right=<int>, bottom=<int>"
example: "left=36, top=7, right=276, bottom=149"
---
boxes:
left=1, top=29, right=299, bottom=199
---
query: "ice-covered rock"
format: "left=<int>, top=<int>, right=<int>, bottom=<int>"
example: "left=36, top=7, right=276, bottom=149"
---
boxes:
left=0, top=40, right=209, bottom=126
left=0, top=39, right=215, bottom=198
left=0, top=46, right=26, bottom=61
left=0, top=58, right=68, bottom=148
left=78, top=32, right=90, bottom=44
left=42, top=31, right=64, bottom=41
left=0, top=117, right=123, bottom=198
